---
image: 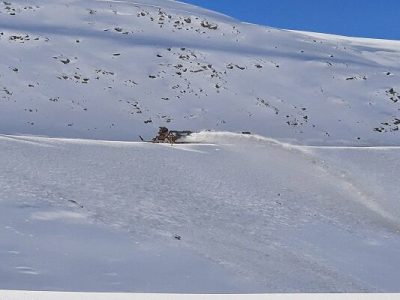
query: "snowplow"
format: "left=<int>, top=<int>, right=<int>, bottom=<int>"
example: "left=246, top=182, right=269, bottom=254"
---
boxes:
left=140, top=128, right=253, bottom=144
left=140, top=127, right=193, bottom=144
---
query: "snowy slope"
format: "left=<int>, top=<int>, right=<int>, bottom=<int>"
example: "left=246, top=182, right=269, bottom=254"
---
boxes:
left=1, top=0, right=400, bottom=294
left=1, top=133, right=400, bottom=292
left=1, top=0, right=400, bottom=144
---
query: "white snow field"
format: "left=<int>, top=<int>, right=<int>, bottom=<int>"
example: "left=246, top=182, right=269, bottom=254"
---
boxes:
left=1, top=0, right=400, bottom=294
left=1, top=133, right=400, bottom=293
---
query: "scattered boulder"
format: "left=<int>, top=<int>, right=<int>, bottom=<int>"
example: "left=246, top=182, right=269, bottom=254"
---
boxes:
left=200, top=20, right=218, bottom=30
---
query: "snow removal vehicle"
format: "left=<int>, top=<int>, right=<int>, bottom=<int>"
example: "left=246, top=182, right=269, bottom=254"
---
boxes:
left=140, top=127, right=193, bottom=144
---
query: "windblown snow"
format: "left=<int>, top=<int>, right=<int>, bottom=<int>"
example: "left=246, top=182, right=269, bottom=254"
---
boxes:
left=1, top=0, right=400, bottom=294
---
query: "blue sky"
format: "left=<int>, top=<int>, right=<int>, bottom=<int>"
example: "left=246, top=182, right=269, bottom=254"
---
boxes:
left=180, top=0, right=400, bottom=40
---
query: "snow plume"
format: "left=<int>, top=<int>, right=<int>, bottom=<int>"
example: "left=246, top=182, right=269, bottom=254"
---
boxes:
left=183, top=131, right=303, bottom=151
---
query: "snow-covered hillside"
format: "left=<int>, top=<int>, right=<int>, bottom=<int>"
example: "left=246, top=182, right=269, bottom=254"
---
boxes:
left=1, top=133, right=400, bottom=293
left=1, top=0, right=400, bottom=294
left=1, top=0, right=400, bottom=144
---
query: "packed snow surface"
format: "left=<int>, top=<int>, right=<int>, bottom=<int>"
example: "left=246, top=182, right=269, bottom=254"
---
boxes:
left=1, top=0, right=400, bottom=294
